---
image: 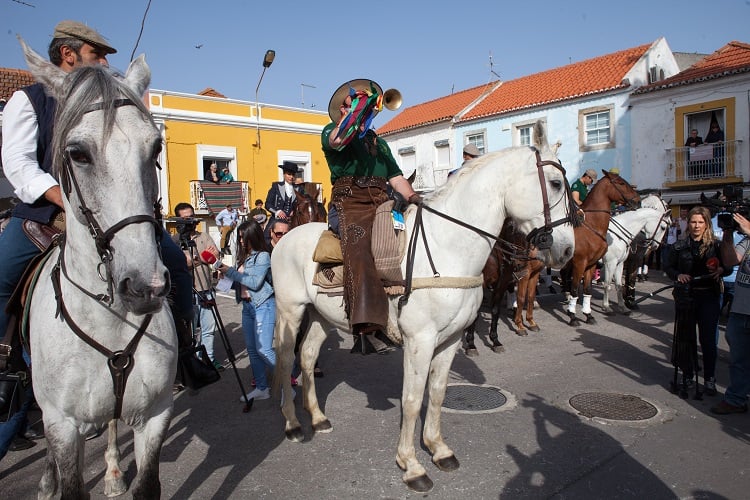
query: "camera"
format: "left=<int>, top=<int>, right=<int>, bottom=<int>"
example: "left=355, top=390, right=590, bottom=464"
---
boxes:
left=701, top=185, right=749, bottom=231
left=167, top=217, right=199, bottom=247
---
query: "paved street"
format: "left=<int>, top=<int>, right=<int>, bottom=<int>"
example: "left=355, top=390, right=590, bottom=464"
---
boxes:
left=2, top=274, right=749, bottom=499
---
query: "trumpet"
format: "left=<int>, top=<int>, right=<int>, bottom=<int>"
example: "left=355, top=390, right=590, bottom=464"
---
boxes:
left=383, top=88, right=402, bottom=111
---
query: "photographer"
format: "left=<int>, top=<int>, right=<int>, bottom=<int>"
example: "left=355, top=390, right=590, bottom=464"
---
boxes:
left=711, top=213, right=750, bottom=415
left=173, top=203, right=224, bottom=371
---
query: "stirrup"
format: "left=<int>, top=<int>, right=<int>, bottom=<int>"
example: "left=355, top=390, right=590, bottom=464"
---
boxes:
left=351, top=333, right=377, bottom=355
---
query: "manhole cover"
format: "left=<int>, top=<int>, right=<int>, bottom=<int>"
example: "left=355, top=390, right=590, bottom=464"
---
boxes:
left=569, top=392, right=658, bottom=421
left=442, top=384, right=507, bottom=413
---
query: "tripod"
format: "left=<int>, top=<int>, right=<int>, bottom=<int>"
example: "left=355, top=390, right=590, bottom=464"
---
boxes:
left=181, top=231, right=254, bottom=412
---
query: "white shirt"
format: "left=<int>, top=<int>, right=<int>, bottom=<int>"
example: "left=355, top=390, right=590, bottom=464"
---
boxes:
left=215, top=208, right=238, bottom=227
left=284, top=181, right=294, bottom=199
left=1, top=89, right=59, bottom=204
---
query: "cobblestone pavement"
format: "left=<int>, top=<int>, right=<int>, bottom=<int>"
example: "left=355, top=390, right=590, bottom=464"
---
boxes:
left=2, top=274, right=749, bottom=499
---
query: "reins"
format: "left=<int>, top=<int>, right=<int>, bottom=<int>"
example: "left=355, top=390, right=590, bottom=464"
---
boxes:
left=398, top=148, right=575, bottom=310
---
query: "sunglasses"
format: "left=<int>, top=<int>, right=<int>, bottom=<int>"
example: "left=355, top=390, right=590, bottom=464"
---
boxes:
left=274, top=231, right=288, bottom=237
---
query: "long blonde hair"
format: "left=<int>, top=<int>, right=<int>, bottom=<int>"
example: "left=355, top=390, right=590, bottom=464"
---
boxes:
left=687, top=206, right=716, bottom=257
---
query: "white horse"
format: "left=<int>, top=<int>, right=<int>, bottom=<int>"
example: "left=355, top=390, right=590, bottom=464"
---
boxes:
left=21, top=40, right=176, bottom=499
left=601, top=194, right=672, bottom=314
left=271, top=123, right=575, bottom=492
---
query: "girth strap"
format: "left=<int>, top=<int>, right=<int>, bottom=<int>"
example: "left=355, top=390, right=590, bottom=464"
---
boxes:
left=51, top=262, right=152, bottom=420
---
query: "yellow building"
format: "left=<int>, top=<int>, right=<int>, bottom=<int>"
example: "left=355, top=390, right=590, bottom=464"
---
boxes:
left=148, top=89, right=331, bottom=219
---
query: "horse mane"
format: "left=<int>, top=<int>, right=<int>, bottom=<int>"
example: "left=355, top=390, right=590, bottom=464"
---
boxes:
left=51, top=65, right=153, bottom=180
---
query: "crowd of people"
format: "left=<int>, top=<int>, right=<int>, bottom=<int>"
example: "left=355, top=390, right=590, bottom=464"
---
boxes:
left=1, top=20, right=748, bottom=470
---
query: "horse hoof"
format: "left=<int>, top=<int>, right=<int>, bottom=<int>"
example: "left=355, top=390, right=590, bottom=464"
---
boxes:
left=568, top=317, right=580, bottom=327
left=285, top=426, right=305, bottom=442
left=313, top=419, right=333, bottom=433
left=465, top=348, right=479, bottom=357
left=585, top=315, right=597, bottom=325
left=515, top=329, right=528, bottom=337
left=491, top=345, right=505, bottom=353
left=404, top=474, right=434, bottom=493
left=528, top=325, right=540, bottom=332
left=621, top=309, right=632, bottom=316
left=434, top=454, right=460, bottom=472
left=104, top=478, right=127, bottom=497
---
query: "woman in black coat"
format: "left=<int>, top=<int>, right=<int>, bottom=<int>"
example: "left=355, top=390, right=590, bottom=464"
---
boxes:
left=664, top=206, right=731, bottom=394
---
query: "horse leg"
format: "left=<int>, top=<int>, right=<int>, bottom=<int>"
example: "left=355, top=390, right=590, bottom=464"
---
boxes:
left=38, top=448, right=59, bottom=500
left=300, top=312, right=332, bottom=434
left=525, top=272, right=541, bottom=332
left=488, top=288, right=504, bottom=352
left=275, top=303, right=306, bottom=442
left=396, top=339, right=437, bottom=492
left=423, top=337, right=462, bottom=472
left=513, top=278, right=528, bottom=336
left=580, top=269, right=596, bottom=325
left=39, top=418, right=86, bottom=500
left=129, top=400, right=172, bottom=500
left=103, top=419, right=127, bottom=497
left=463, top=318, right=479, bottom=356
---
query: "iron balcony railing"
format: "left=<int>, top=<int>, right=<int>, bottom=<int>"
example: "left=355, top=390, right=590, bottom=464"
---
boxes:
left=665, top=140, right=742, bottom=183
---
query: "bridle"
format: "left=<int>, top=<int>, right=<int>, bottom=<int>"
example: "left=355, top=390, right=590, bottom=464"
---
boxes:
left=399, top=147, right=576, bottom=310
left=49, top=97, right=164, bottom=419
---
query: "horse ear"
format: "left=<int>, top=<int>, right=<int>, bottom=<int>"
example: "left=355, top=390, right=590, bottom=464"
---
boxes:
left=19, top=35, right=67, bottom=98
left=407, top=171, right=416, bottom=185
left=124, top=54, right=152, bottom=98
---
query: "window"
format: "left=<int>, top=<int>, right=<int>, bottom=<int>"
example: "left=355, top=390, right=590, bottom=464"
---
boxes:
left=277, top=151, right=313, bottom=182
left=519, top=126, right=532, bottom=146
left=435, top=141, right=450, bottom=169
left=585, top=112, right=610, bottom=145
left=196, top=145, right=236, bottom=180
left=465, top=132, right=486, bottom=154
left=578, top=105, right=614, bottom=152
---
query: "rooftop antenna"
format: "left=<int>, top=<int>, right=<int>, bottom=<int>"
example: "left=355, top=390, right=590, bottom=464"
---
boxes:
left=301, top=83, right=316, bottom=107
left=489, top=51, right=501, bottom=80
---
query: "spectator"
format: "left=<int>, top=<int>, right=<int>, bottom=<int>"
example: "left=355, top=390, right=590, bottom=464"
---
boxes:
left=448, top=143, right=482, bottom=177
left=249, top=199, right=269, bottom=226
left=215, top=204, right=238, bottom=254
left=220, top=167, right=234, bottom=184
left=685, top=129, right=703, bottom=148
left=218, top=220, right=276, bottom=401
left=205, top=163, right=221, bottom=183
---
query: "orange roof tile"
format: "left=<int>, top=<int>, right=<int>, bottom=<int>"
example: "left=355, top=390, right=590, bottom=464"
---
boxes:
left=198, top=87, right=227, bottom=98
left=0, top=67, right=35, bottom=102
left=377, top=82, right=498, bottom=135
left=461, top=43, right=652, bottom=122
left=634, top=41, right=750, bottom=94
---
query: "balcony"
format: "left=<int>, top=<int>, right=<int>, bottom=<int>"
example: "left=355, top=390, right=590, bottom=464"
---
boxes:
left=189, top=180, right=249, bottom=215
left=664, top=140, right=743, bottom=188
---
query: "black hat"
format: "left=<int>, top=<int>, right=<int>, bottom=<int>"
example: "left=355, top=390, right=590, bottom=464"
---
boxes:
left=279, top=161, right=299, bottom=174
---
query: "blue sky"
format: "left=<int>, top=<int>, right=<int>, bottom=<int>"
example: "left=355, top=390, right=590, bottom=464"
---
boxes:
left=3, top=0, right=749, bottom=115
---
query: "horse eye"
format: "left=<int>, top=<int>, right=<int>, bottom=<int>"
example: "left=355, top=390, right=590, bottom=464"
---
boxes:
left=67, top=146, right=91, bottom=165
left=550, top=179, right=562, bottom=190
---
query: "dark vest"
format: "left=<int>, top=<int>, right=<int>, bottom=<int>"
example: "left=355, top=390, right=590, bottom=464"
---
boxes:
left=11, top=83, right=60, bottom=224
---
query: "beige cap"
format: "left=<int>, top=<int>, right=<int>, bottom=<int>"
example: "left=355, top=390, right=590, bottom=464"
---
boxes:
left=53, top=20, right=116, bottom=54
left=584, top=169, right=598, bottom=180
left=463, top=144, right=481, bottom=157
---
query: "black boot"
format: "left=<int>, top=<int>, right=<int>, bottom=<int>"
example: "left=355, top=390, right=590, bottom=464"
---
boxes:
left=351, top=333, right=378, bottom=355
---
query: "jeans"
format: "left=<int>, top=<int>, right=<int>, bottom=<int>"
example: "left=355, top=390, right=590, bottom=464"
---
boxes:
left=724, top=312, right=750, bottom=407
left=241, top=298, right=276, bottom=391
left=0, top=384, right=33, bottom=462
left=195, top=291, right=217, bottom=361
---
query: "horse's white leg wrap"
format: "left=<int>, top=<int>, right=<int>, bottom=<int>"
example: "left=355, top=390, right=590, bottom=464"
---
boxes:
left=566, top=294, right=577, bottom=314
left=581, top=294, right=593, bottom=315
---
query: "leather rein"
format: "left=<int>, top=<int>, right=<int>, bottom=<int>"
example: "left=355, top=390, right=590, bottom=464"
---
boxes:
left=50, top=97, right=163, bottom=419
left=398, top=148, right=575, bottom=310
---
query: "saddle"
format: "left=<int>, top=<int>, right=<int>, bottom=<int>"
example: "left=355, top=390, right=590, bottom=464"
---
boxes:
left=312, top=200, right=407, bottom=295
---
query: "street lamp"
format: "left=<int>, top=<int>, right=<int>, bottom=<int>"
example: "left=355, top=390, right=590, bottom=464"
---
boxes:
left=255, top=49, right=275, bottom=148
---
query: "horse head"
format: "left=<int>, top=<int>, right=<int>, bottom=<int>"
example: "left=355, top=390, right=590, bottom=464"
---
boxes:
left=291, top=184, right=326, bottom=227
left=640, top=194, right=672, bottom=251
left=21, top=38, right=169, bottom=315
left=599, top=170, right=641, bottom=209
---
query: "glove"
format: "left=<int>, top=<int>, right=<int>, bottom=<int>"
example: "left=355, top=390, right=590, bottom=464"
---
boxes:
left=408, top=193, right=423, bottom=205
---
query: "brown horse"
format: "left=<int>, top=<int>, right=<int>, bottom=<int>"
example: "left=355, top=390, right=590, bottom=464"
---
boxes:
left=291, top=182, right=327, bottom=227
left=464, top=220, right=546, bottom=355
left=560, top=170, right=640, bottom=326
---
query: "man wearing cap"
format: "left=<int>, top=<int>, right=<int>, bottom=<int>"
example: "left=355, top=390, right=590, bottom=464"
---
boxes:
left=571, top=168, right=598, bottom=207
left=264, top=161, right=304, bottom=244
left=0, top=21, right=197, bottom=456
left=448, top=143, right=482, bottom=177
left=322, top=79, right=420, bottom=355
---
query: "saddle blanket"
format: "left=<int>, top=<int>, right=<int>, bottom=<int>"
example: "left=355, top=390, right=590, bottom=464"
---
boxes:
left=312, top=200, right=406, bottom=295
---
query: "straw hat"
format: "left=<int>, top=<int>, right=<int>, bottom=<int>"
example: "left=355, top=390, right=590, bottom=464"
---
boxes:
left=327, top=79, right=383, bottom=122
